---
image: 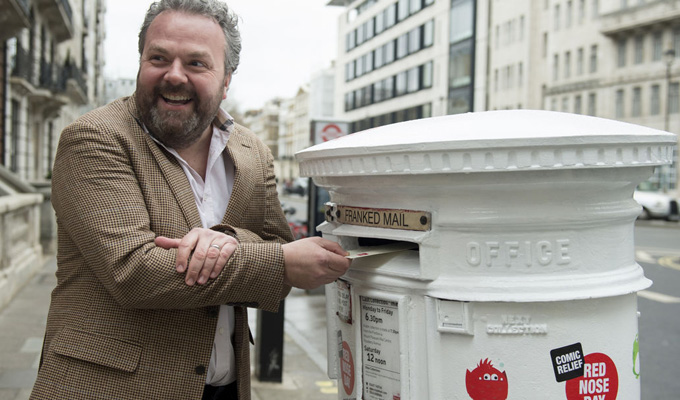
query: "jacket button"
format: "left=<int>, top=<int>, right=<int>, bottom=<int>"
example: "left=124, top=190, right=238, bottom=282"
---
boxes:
left=195, top=365, right=206, bottom=375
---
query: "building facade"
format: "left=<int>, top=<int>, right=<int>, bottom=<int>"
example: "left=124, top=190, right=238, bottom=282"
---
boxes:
left=3, top=0, right=106, bottom=184
left=0, top=0, right=106, bottom=307
left=332, top=0, right=679, bottom=190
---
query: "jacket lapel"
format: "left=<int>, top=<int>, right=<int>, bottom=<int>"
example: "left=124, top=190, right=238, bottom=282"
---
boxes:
left=223, top=125, right=256, bottom=227
left=126, top=96, right=203, bottom=230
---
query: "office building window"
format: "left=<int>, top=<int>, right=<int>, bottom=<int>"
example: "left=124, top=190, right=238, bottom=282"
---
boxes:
left=565, top=51, right=571, bottom=78
left=424, top=20, right=434, bottom=47
left=397, top=34, right=409, bottom=59
left=632, top=87, right=642, bottom=117
left=590, top=45, right=598, bottom=73
left=588, top=93, right=597, bottom=116
left=396, top=71, right=408, bottom=96
left=385, top=40, right=395, bottom=64
left=575, top=95, right=583, bottom=114
left=385, top=4, right=397, bottom=28
left=562, top=97, right=569, bottom=112
left=366, top=18, right=375, bottom=41
left=494, top=69, right=499, bottom=92
left=566, top=1, right=573, bottom=28
left=398, top=0, right=409, bottom=21
left=384, top=76, right=394, bottom=99
left=357, top=23, right=366, bottom=45
left=356, top=55, right=365, bottom=76
left=553, top=54, right=559, bottom=81
left=450, top=40, right=472, bottom=88
left=451, top=0, right=474, bottom=43
left=409, top=26, right=422, bottom=54
left=554, top=4, right=561, bottom=30
left=495, top=25, right=500, bottom=49
left=543, top=32, right=548, bottom=58
left=407, top=66, right=419, bottom=93
left=374, top=80, right=384, bottom=103
left=617, top=38, right=627, bottom=67
left=616, top=89, right=625, bottom=118
left=449, top=86, right=472, bottom=114
left=578, top=0, right=585, bottom=24
left=651, top=84, right=661, bottom=115
left=364, top=52, right=374, bottom=74
left=410, top=0, right=422, bottom=14
left=347, top=30, right=356, bottom=51
left=374, top=47, right=384, bottom=69
left=345, top=92, right=355, bottom=112
left=670, top=82, right=680, bottom=114
left=518, top=62, right=523, bottom=87
left=422, top=61, right=433, bottom=88
left=674, top=28, right=680, bottom=59
left=346, top=62, right=355, bottom=81
left=653, top=31, right=663, bottom=61
left=592, top=0, right=599, bottom=18
left=634, top=35, right=644, bottom=64
left=375, top=11, right=385, bottom=34
left=577, top=48, right=584, bottom=75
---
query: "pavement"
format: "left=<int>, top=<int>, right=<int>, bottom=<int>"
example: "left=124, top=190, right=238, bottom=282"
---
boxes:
left=0, top=255, right=336, bottom=400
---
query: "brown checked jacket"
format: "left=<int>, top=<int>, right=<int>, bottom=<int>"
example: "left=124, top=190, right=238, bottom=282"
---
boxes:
left=30, top=96, right=294, bottom=400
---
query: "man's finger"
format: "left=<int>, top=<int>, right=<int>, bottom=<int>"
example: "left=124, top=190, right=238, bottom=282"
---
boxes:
left=155, top=236, right=181, bottom=249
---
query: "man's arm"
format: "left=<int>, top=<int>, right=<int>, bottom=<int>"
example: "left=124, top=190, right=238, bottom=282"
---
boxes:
left=52, top=120, right=291, bottom=312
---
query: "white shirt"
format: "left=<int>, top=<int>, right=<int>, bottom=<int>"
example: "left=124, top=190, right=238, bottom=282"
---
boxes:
left=149, top=119, right=237, bottom=386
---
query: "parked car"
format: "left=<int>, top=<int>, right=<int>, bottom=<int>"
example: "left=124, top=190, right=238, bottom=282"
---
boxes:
left=283, top=177, right=308, bottom=196
left=633, top=190, right=679, bottom=221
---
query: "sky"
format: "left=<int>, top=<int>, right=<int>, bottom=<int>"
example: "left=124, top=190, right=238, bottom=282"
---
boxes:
left=104, top=0, right=345, bottom=111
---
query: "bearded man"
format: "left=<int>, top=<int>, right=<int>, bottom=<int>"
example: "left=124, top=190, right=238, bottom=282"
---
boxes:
left=30, top=1, right=350, bottom=399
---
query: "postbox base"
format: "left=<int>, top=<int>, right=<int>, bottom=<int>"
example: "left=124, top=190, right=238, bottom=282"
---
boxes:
left=327, top=279, right=641, bottom=400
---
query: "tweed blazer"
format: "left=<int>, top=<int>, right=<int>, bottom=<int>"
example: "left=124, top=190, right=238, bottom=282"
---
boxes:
left=31, top=96, right=294, bottom=400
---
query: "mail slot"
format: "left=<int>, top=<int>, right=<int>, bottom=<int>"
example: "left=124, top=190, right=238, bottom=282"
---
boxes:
left=296, top=110, right=676, bottom=400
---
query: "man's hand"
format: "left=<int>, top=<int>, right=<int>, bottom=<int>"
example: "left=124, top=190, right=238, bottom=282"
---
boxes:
left=155, top=228, right=238, bottom=286
left=281, top=237, right=351, bottom=290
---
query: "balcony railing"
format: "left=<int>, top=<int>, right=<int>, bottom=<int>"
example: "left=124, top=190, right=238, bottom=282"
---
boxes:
left=11, top=44, right=33, bottom=83
left=64, top=62, right=88, bottom=96
left=34, top=0, right=74, bottom=42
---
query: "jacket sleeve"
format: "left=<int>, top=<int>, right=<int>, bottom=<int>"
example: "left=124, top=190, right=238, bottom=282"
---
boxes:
left=212, top=139, right=294, bottom=299
left=52, top=119, right=288, bottom=312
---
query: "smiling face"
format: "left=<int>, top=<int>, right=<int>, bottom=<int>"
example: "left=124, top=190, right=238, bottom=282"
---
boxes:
left=135, top=10, right=230, bottom=149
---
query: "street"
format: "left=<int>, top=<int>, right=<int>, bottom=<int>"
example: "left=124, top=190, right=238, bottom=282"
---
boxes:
left=634, top=222, right=680, bottom=399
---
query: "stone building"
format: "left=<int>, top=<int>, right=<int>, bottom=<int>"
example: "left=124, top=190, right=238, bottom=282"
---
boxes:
left=0, top=0, right=106, bottom=308
left=331, top=0, right=679, bottom=190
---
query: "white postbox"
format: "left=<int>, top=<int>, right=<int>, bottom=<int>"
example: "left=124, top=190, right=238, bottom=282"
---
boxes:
left=295, top=110, right=677, bottom=400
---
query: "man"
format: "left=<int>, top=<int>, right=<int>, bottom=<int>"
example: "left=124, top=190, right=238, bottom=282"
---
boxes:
left=30, top=1, right=351, bottom=399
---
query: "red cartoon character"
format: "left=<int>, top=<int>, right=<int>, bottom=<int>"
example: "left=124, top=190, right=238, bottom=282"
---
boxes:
left=465, top=358, right=509, bottom=400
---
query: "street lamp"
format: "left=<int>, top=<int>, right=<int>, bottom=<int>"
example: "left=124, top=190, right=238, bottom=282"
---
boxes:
left=664, top=48, right=675, bottom=132
left=664, top=48, right=676, bottom=192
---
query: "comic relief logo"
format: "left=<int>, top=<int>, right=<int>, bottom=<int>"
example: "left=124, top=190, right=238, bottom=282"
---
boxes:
left=466, top=358, right=508, bottom=400
left=565, top=353, right=619, bottom=400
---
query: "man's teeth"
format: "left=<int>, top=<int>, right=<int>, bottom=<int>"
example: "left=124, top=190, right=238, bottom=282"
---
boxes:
left=163, top=94, right=191, bottom=102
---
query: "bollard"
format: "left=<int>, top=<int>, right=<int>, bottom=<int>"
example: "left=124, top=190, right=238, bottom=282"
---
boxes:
left=295, top=110, right=677, bottom=400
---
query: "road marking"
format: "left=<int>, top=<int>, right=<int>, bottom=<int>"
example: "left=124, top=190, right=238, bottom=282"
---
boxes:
left=316, top=380, right=338, bottom=395
left=659, top=256, right=680, bottom=271
left=635, top=250, right=657, bottom=264
left=639, top=290, right=680, bottom=304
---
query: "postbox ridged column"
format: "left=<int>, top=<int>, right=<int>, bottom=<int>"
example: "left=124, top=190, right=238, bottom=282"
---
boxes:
left=296, top=110, right=676, bottom=400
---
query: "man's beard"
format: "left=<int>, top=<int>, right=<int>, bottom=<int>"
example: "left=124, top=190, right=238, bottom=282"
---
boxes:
left=136, top=81, right=223, bottom=149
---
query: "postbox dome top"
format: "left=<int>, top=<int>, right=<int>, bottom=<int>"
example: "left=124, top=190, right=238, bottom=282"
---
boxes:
left=297, top=110, right=677, bottom=176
